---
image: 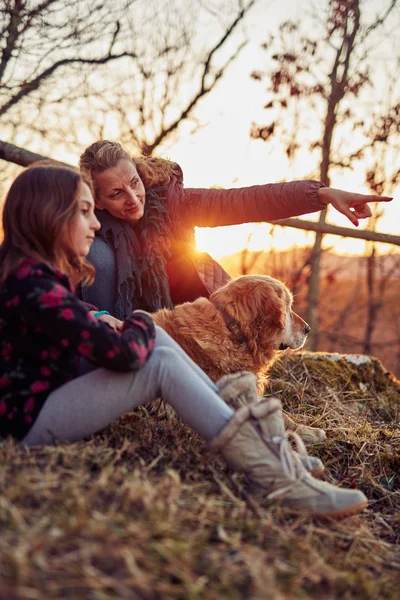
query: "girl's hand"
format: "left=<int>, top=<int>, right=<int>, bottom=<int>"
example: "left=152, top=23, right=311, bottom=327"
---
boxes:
left=317, top=187, right=393, bottom=227
left=99, top=314, right=124, bottom=332
left=88, top=311, right=124, bottom=332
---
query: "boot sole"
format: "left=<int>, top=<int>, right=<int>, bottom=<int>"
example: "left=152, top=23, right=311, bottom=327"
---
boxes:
left=313, top=499, right=368, bottom=520
left=248, top=484, right=368, bottom=519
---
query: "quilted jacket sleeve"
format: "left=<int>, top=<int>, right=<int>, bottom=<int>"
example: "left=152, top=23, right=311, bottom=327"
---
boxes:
left=178, top=180, right=327, bottom=228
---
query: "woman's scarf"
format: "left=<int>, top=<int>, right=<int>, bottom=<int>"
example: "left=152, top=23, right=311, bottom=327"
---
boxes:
left=95, top=186, right=174, bottom=319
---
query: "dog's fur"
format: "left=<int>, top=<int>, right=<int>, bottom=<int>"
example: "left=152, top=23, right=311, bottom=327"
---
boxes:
left=152, top=274, right=326, bottom=444
left=153, top=274, right=308, bottom=391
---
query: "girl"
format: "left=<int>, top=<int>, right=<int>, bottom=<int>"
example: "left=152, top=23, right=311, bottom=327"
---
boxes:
left=0, top=164, right=367, bottom=519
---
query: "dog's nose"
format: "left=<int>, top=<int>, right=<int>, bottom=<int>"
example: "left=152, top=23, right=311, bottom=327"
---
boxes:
left=304, top=324, right=311, bottom=334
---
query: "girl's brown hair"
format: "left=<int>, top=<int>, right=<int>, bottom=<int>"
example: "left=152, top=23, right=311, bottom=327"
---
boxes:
left=0, top=163, right=95, bottom=286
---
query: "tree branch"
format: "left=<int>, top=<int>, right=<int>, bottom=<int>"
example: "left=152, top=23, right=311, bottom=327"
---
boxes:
left=141, top=0, right=255, bottom=154
left=0, top=51, right=138, bottom=117
left=272, top=217, right=400, bottom=247
left=356, top=0, right=398, bottom=47
left=0, top=140, right=72, bottom=168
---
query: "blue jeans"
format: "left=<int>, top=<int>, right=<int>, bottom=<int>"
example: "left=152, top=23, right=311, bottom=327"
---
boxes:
left=80, top=237, right=116, bottom=313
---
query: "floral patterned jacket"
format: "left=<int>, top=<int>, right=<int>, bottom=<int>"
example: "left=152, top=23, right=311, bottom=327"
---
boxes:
left=0, top=259, right=155, bottom=441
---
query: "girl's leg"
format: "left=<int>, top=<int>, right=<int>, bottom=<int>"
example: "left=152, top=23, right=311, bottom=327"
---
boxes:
left=21, top=346, right=234, bottom=447
left=77, top=325, right=222, bottom=385
left=154, top=326, right=218, bottom=390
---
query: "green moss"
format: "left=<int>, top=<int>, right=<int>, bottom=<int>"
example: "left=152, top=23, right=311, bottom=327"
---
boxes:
left=268, top=352, right=400, bottom=421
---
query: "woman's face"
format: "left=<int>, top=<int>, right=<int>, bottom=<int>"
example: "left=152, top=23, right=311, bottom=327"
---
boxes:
left=94, top=159, right=146, bottom=225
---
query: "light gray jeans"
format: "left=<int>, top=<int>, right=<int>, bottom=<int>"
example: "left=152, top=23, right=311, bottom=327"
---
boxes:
left=21, top=327, right=234, bottom=446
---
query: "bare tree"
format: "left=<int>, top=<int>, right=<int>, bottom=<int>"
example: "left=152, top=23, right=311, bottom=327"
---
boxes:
left=325, top=262, right=363, bottom=350
left=249, top=0, right=400, bottom=349
left=362, top=95, right=400, bottom=354
left=68, top=0, right=257, bottom=156
left=238, top=232, right=264, bottom=275
left=1, top=0, right=257, bottom=157
left=0, top=0, right=141, bottom=119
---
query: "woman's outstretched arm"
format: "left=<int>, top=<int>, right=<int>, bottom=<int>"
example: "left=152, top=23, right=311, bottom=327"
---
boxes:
left=180, top=181, right=392, bottom=228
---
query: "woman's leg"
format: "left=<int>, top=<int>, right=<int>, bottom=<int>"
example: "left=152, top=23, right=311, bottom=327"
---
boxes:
left=21, top=346, right=234, bottom=446
left=80, top=238, right=117, bottom=313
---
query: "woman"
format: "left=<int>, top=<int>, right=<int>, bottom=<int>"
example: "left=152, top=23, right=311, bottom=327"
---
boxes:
left=0, top=163, right=368, bottom=518
left=78, top=140, right=392, bottom=327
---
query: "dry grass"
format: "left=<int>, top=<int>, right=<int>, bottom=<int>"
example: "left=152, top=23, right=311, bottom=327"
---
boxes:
left=0, top=352, right=399, bottom=600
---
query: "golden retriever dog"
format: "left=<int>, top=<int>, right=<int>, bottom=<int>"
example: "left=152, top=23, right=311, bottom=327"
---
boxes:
left=152, top=274, right=325, bottom=444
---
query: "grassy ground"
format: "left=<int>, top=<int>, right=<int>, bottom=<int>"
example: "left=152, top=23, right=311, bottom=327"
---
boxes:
left=0, top=352, right=399, bottom=600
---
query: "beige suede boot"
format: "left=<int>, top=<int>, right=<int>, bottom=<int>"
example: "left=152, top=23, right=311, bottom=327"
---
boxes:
left=210, top=397, right=368, bottom=519
left=216, top=372, right=325, bottom=478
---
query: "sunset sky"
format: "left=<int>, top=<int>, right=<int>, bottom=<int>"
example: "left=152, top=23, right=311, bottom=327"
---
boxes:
left=6, top=0, right=399, bottom=259
left=169, top=0, right=400, bottom=258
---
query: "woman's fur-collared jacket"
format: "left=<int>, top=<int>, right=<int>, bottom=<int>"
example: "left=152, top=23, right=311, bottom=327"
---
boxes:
left=134, top=157, right=327, bottom=305
left=79, top=157, right=327, bottom=314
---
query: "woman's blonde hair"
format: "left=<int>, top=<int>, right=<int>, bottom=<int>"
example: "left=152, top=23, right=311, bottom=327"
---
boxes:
left=79, top=140, right=180, bottom=195
left=0, top=162, right=95, bottom=286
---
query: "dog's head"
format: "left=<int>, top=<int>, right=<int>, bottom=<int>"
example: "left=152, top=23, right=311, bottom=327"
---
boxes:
left=210, top=274, right=310, bottom=358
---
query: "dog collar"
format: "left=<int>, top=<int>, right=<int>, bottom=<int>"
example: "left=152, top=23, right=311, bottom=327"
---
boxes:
left=211, top=301, right=252, bottom=354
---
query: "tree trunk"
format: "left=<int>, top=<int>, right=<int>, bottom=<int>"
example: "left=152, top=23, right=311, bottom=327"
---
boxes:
left=305, top=135, right=331, bottom=349
left=305, top=211, right=326, bottom=349
left=305, top=0, right=361, bottom=350
left=363, top=246, right=376, bottom=354
left=304, top=62, right=336, bottom=350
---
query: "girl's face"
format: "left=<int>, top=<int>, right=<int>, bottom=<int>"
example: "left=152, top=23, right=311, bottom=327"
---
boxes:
left=63, top=182, right=100, bottom=258
left=94, top=159, right=146, bottom=225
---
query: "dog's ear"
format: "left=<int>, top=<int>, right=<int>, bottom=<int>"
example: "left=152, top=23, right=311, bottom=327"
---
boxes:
left=213, top=277, right=286, bottom=326
left=250, top=282, right=286, bottom=331
left=244, top=283, right=287, bottom=359
left=211, top=275, right=287, bottom=334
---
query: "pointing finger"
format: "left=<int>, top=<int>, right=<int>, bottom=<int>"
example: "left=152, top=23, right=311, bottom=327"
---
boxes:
left=367, top=195, right=393, bottom=203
